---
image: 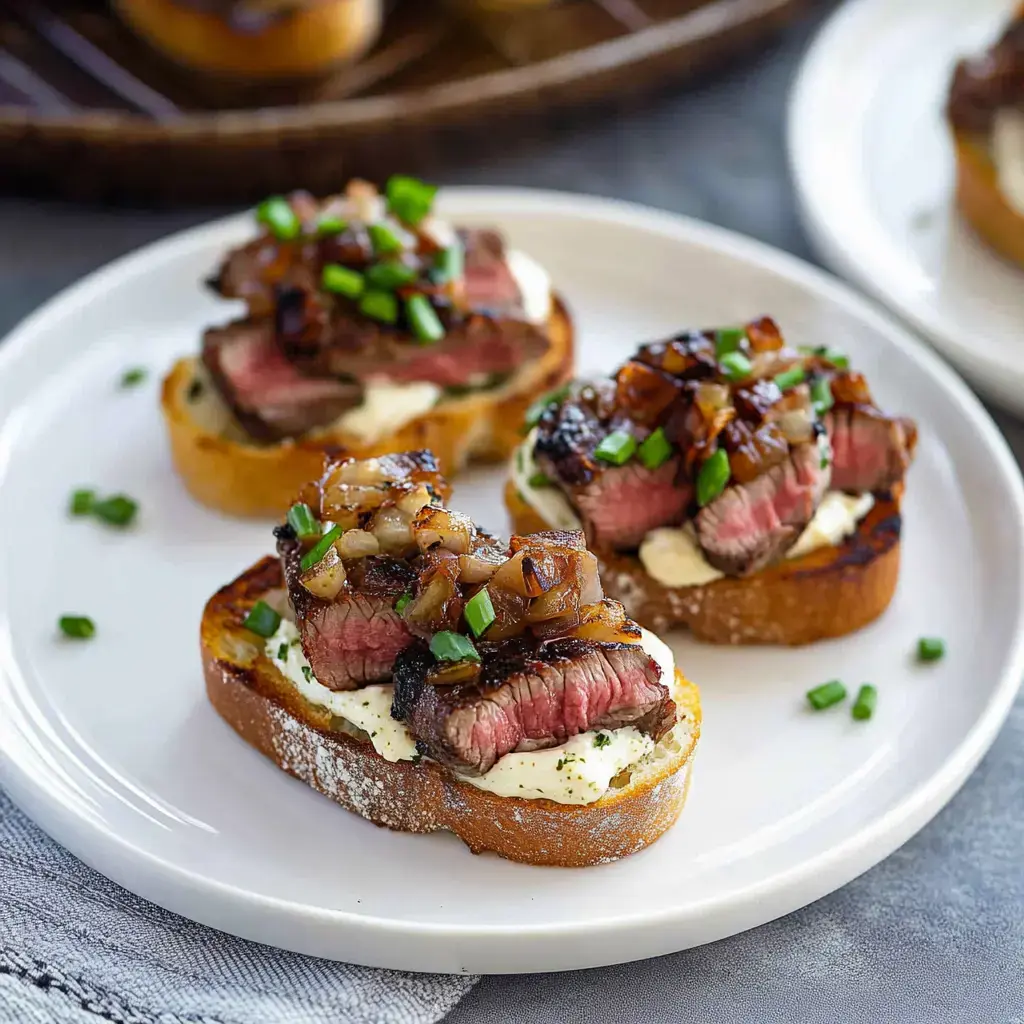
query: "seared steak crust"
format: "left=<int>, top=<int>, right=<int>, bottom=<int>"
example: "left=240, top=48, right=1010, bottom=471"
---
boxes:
left=393, top=636, right=675, bottom=776
left=530, top=319, right=916, bottom=578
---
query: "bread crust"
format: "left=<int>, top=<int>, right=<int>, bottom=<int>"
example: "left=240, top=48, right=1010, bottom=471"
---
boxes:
left=504, top=480, right=902, bottom=645
left=202, top=556, right=701, bottom=867
left=952, top=130, right=1024, bottom=269
left=163, top=299, right=574, bottom=517
left=113, top=0, right=383, bottom=77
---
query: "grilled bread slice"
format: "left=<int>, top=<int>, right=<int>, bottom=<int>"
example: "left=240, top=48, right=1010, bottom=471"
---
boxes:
left=113, top=0, right=383, bottom=78
left=162, top=298, right=573, bottom=518
left=202, top=555, right=700, bottom=868
left=952, top=131, right=1024, bottom=269
left=505, top=480, right=902, bottom=646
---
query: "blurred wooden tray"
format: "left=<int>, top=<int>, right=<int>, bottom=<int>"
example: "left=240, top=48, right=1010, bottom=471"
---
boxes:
left=0, top=0, right=808, bottom=203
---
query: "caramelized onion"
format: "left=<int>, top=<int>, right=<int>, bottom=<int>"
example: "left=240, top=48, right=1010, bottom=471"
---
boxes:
left=458, top=550, right=504, bottom=584
left=413, top=505, right=473, bottom=555
left=721, top=419, right=790, bottom=485
left=483, top=587, right=530, bottom=642
left=490, top=550, right=532, bottom=598
left=396, top=483, right=433, bottom=516
left=369, top=505, right=416, bottom=558
left=335, top=529, right=379, bottom=560
left=745, top=316, right=785, bottom=352
left=427, top=660, right=482, bottom=687
left=404, top=562, right=463, bottom=636
left=613, top=361, right=680, bottom=426
left=571, top=599, right=642, bottom=644
left=300, top=546, right=347, bottom=601
left=831, top=371, right=873, bottom=406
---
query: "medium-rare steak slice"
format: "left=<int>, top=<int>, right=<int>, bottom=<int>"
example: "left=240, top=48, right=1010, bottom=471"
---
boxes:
left=202, top=318, right=362, bottom=443
left=826, top=406, right=917, bottom=494
left=392, top=636, right=675, bottom=776
left=695, top=441, right=830, bottom=576
left=533, top=384, right=691, bottom=549
left=278, top=527, right=414, bottom=690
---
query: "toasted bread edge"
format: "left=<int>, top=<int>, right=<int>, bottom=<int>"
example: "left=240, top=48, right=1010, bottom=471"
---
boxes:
left=201, top=556, right=701, bottom=868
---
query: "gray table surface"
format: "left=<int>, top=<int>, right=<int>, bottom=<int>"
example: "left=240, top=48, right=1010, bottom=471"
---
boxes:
left=3, top=4, right=1024, bottom=1021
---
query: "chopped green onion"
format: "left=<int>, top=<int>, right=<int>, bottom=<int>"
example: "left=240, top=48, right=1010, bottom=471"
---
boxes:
left=395, top=592, right=413, bottom=615
left=367, top=222, right=405, bottom=256
left=594, top=430, right=637, bottom=466
left=300, top=525, right=343, bottom=572
left=120, top=367, right=147, bottom=388
left=774, top=365, right=806, bottom=391
left=852, top=684, right=877, bottom=721
left=406, top=294, right=445, bottom=344
left=286, top=502, right=320, bottom=540
left=823, top=346, right=849, bottom=369
left=637, top=427, right=673, bottom=470
left=70, top=489, right=95, bottom=516
left=696, top=449, right=730, bottom=507
left=523, top=384, right=571, bottom=431
left=255, top=196, right=301, bottom=241
left=464, top=588, right=496, bottom=638
left=365, top=261, right=417, bottom=291
left=359, top=289, right=398, bottom=324
left=92, top=495, right=138, bottom=528
left=810, top=376, right=834, bottom=414
left=433, top=242, right=464, bottom=283
left=715, top=326, right=746, bottom=356
left=59, top=615, right=95, bottom=640
left=719, top=351, right=752, bottom=382
left=243, top=600, right=280, bottom=638
left=385, top=175, right=438, bottom=227
left=806, top=679, right=847, bottom=710
left=527, top=471, right=552, bottom=488
left=917, top=637, right=945, bottom=662
left=322, top=263, right=365, bottom=300
left=430, top=630, right=480, bottom=663
left=316, top=215, right=348, bottom=236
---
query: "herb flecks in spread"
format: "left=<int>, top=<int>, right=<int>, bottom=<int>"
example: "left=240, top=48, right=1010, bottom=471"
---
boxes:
left=524, top=317, right=916, bottom=578
left=273, top=450, right=676, bottom=779
left=201, top=178, right=554, bottom=444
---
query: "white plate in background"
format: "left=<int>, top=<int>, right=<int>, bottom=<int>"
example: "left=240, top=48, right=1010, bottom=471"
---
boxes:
left=789, top=0, right=1024, bottom=413
left=0, top=189, right=1021, bottom=973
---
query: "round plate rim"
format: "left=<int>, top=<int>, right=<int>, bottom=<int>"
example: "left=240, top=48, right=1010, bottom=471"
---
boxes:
left=1, top=187, right=1022, bottom=969
left=785, top=0, right=1021, bottom=406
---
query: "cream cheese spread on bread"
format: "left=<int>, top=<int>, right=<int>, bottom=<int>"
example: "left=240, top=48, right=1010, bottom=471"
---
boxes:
left=265, top=620, right=676, bottom=805
left=993, top=108, right=1024, bottom=217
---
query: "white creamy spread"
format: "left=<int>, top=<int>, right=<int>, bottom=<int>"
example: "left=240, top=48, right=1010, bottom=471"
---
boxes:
left=267, top=620, right=418, bottom=762
left=512, top=439, right=874, bottom=590
left=511, top=429, right=583, bottom=531
left=505, top=249, right=553, bottom=325
left=334, top=380, right=442, bottom=444
left=992, top=108, right=1024, bottom=217
left=264, top=621, right=674, bottom=805
left=637, top=491, right=875, bottom=588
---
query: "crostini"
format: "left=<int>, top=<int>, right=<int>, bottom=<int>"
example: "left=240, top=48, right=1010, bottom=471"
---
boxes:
left=113, top=0, right=383, bottom=78
left=506, top=317, right=917, bottom=645
left=948, top=3, right=1024, bottom=268
left=202, top=450, right=700, bottom=867
left=163, top=178, right=574, bottom=517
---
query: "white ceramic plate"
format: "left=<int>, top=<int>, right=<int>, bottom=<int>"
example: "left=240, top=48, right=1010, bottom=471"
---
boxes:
left=0, top=190, right=1021, bottom=975
left=789, top=0, right=1024, bottom=413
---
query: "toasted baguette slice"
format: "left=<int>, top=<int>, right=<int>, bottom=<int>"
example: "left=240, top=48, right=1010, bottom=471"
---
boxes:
left=505, top=481, right=902, bottom=646
left=202, top=556, right=701, bottom=868
left=163, top=299, right=573, bottom=518
left=953, top=131, right=1024, bottom=269
left=113, top=0, right=382, bottom=78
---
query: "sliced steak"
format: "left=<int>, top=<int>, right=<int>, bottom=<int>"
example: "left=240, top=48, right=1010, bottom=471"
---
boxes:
left=695, top=441, right=830, bottom=576
left=826, top=406, right=916, bottom=494
left=460, top=228, right=524, bottom=315
left=534, top=389, right=690, bottom=550
left=392, top=636, right=675, bottom=776
left=202, top=319, right=362, bottom=443
left=277, top=527, right=414, bottom=690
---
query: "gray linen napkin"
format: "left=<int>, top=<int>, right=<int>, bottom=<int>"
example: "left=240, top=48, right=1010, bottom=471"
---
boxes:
left=0, top=791, right=476, bottom=1024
